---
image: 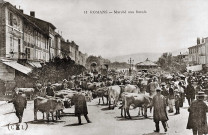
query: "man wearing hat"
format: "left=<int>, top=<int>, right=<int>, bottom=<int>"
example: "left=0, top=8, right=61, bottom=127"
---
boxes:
left=149, top=77, right=159, bottom=97
left=168, top=83, right=175, bottom=113
left=161, top=83, right=169, bottom=106
left=174, top=89, right=180, bottom=115
left=187, top=91, right=208, bottom=135
left=9, top=90, right=27, bottom=123
left=151, top=87, right=168, bottom=132
left=185, top=80, right=196, bottom=106
left=46, top=82, right=55, bottom=97
left=71, top=88, right=91, bottom=125
left=137, top=78, right=145, bottom=93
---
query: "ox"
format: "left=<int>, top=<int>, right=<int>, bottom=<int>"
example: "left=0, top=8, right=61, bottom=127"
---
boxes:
left=51, top=80, right=68, bottom=91
left=120, top=93, right=151, bottom=119
left=94, top=87, right=108, bottom=105
left=121, top=84, right=140, bottom=94
left=34, top=97, right=65, bottom=122
left=55, top=90, right=77, bottom=109
left=108, top=85, right=121, bottom=109
left=86, top=83, right=97, bottom=91
left=82, top=91, right=93, bottom=102
left=14, top=88, right=35, bottom=100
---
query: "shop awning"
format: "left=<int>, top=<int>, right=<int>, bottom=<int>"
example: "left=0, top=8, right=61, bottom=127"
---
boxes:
left=28, top=62, right=42, bottom=68
left=2, top=60, right=32, bottom=75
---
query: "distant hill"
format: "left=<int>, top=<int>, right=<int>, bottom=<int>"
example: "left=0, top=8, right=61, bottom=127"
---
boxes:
left=107, top=48, right=189, bottom=64
left=107, top=53, right=162, bottom=64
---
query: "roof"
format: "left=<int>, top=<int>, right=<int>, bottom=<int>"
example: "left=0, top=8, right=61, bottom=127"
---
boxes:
left=25, top=14, right=56, bottom=30
left=136, top=58, right=157, bottom=66
left=1, top=2, right=49, bottom=38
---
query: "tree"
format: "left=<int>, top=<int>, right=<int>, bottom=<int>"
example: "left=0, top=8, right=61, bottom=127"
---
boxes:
left=157, top=52, right=187, bottom=73
left=29, top=56, right=86, bottom=84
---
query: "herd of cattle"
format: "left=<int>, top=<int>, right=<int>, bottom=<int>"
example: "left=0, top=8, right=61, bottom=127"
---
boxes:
left=9, top=77, right=153, bottom=123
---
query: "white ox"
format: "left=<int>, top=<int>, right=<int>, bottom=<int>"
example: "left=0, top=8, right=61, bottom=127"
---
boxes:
left=14, top=88, right=35, bottom=100
left=108, top=85, right=121, bottom=109
left=121, top=84, right=140, bottom=93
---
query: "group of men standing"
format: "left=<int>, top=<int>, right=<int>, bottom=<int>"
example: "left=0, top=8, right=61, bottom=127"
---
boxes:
left=142, top=74, right=208, bottom=135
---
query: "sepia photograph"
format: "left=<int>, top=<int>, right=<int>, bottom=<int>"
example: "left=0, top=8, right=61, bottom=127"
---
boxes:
left=1, top=0, right=208, bottom=135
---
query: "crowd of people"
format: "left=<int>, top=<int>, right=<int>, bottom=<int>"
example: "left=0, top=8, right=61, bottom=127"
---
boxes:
left=7, top=69, right=208, bottom=134
left=86, top=70, right=208, bottom=134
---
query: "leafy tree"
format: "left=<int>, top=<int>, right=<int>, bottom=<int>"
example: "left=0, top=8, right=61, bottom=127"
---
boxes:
left=157, top=52, right=187, bottom=73
left=29, top=56, right=86, bottom=84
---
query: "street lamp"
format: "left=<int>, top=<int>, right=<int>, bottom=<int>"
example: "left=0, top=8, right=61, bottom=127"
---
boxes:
left=128, top=58, right=134, bottom=76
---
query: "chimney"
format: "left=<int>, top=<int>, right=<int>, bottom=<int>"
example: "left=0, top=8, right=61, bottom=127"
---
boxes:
left=197, top=37, right=200, bottom=45
left=30, top=11, right=35, bottom=17
left=19, top=9, right=24, bottom=13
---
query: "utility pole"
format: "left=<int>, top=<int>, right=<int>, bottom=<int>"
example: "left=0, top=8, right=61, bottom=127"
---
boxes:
left=128, top=58, right=134, bottom=76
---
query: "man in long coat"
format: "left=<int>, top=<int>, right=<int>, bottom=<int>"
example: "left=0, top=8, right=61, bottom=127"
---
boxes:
left=149, top=77, right=159, bottom=97
left=71, top=88, right=91, bottom=125
left=185, top=81, right=195, bottom=106
left=151, top=87, right=168, bottom=132
left=9, top=90, right=27, bottom=123
left=187, top=91, right=208, bottom=135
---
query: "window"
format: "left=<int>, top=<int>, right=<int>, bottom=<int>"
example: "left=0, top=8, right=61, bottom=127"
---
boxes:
left=9, top=12, right=13, bottom=26
left=25, top=48, right=30, bottom=59
left=36, top=49, right=38, bottom=59
left=10, top=36, right=14, bottom=52
left=18, top=39, right=21, bottom=53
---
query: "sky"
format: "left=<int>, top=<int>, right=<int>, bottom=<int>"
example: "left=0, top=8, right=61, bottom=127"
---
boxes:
left=6, top=0, right=208, bottom=58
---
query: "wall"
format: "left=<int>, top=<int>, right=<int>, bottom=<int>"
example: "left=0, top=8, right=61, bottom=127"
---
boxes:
left=0, top=4, right=6, bottom=58
left=5, top=6, right=23, bottom=59
left=0, top=62, right=15, bottom=81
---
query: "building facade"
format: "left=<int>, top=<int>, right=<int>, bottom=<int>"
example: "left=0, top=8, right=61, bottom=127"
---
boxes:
left=0, top=1, right=88, bottom=91
left=188, top=37, right=206, bottom=66
left=23, top=12, right=50, bottom=66
left=24, top=13, right=57, bottom=60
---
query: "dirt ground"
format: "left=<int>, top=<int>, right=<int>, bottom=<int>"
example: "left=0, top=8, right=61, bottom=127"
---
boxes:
left=0, top=97, right=193, bottom=135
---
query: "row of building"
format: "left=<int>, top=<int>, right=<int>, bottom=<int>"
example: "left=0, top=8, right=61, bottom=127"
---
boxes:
left=0, top=1, right=87, bottom=84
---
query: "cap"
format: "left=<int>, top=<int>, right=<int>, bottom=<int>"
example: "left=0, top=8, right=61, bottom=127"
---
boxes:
left=156, top=87, right=162, bottom=91
left=196, top=91, right=205, bottom=97
left=76, top=88, right=82, bottom=92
